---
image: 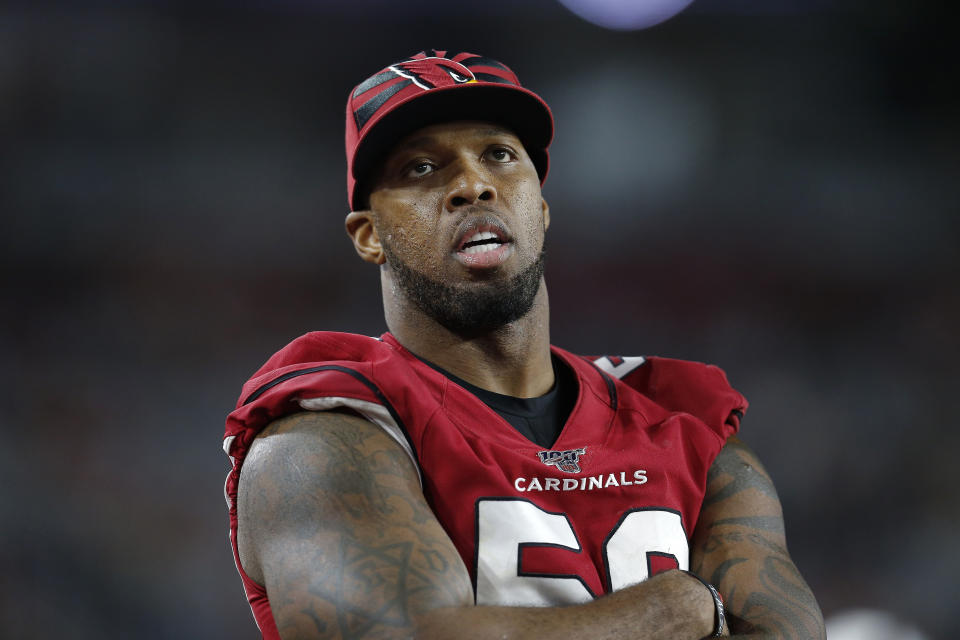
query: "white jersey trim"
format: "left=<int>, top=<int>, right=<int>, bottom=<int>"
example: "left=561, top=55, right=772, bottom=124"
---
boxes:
left=298, top=395, right=422, bottom=487
left=222, top=434, right=237, bottom=463
left=592, top=356, right=647, bottom=380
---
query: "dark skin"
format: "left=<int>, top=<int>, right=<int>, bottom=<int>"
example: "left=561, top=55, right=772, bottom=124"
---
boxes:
left=237, top=121, right=826, bottom=639
left=347, top=122, right=553, bottom=397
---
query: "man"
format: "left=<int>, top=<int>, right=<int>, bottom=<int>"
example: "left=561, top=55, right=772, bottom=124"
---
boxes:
left=222, top=50, right=825, bottom=639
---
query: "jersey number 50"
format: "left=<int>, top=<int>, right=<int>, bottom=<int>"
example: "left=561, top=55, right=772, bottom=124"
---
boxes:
left=475, top=498, right=688, bottom=606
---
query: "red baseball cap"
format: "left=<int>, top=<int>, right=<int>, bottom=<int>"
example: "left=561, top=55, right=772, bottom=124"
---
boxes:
left=345, top=50, right=554, bottom=210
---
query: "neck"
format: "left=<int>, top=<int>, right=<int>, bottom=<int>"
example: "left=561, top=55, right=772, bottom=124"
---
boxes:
left=383, top=282, right=554, bottom=398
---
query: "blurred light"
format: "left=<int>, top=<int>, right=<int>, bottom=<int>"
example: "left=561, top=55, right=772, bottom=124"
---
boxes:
left=555, top=0, right=695, bottom=30
left=826, top=609, right=929, bottom=640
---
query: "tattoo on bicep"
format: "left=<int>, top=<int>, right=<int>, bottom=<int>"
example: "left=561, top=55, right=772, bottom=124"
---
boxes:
left=313, top=538, right=416, bottom=637
left=702, top=442, right=779, bottom=509
left=711, top=515, right=785, bottom=535
left=419, top=547, right=452, bottom=573
left=697, top=530, right=787, bottom=559
left=255, top=413, right=472, bottom=638
left=261, top=413, right=425, bottom=528
left=290, top=535, right=467, bottom=639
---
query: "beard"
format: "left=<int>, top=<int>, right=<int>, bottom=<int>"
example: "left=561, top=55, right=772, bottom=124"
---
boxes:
left=381, top=241, right=546, bottom=336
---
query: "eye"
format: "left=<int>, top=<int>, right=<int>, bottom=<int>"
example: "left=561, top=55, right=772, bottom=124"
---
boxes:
left=405, top=161, right=435, bottom=178
left=486, top=147, right=515, bottom=163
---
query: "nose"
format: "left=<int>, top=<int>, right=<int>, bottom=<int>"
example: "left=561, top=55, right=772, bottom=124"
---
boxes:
left=444, top=159, right=497, bottom=212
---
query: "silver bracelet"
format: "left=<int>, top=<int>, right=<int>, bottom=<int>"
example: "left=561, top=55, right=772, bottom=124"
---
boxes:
left=683, top=570, right=726, bottom=637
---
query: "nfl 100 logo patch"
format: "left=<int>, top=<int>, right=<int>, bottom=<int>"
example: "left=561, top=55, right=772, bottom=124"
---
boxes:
left=537, top=448, right=586, bottom=473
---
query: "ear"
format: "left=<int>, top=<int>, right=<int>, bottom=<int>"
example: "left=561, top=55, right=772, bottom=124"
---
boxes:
left=541, top=197, right=551, bottom=231
left=345, top=210, right=385, bottom=265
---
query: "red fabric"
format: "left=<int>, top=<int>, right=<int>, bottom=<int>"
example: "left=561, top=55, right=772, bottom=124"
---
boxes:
left=222, top=331, right=747, bottom=637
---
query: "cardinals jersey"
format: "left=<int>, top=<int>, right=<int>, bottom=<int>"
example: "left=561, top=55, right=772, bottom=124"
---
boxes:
left=222, top=332, right=747, bottom=639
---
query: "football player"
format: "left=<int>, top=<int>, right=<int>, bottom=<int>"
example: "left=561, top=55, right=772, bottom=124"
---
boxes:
left=223, top=50, right=825, bottom=640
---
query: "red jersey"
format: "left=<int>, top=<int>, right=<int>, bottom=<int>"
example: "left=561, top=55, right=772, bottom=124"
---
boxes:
left=223, top=332, right=747, bottom=638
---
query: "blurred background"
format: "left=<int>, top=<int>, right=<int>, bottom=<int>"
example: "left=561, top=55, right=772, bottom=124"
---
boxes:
left=1, top=0, right=956, bottom=637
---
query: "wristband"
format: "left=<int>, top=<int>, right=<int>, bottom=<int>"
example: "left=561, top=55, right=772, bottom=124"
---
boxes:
left=683, top=570, right=725, bottom=637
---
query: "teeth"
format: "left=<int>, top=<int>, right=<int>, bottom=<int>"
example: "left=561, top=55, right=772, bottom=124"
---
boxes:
left=463, top=242, right=501, bottom=254
left=466, top=231, right=498, bottom=244
left=460, top=230, right=504, bottom=254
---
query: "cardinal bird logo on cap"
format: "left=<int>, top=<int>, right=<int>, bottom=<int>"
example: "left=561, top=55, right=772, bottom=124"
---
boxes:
left=388, top=57, right=477, bottom=90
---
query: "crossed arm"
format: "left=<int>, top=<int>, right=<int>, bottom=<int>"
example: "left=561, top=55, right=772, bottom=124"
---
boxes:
left=691, top=436, right=825, bottom=639
left=237, top=411, right=824, bottom=639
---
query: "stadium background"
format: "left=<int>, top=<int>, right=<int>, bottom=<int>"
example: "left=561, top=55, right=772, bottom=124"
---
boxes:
left=1, top=1, right=956, bottom=637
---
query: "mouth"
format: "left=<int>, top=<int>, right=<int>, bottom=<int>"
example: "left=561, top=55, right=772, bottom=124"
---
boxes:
left=453, top=221, right=514, bottom=269
left=459, top=228, right=506, bottom=253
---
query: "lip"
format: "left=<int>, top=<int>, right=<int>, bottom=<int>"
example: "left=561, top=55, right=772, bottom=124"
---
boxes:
left=452, top=218, right=514, bottom=270
left=455, top=241, right=513, bottom=268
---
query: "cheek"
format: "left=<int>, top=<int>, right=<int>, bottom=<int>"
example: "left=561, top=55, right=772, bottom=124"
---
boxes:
left=511, top=183, right=547, bottom=242
left=376, top=194, right=440, bottom=243
left=380, top=211, right=447, bottom=271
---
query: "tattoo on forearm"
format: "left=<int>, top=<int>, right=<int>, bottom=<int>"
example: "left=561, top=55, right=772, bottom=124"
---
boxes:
left=693, top=439, right=826, bottom=639
left=707, top=557, right=747, bottom=587
left=758, top=556, right=821, bottom=617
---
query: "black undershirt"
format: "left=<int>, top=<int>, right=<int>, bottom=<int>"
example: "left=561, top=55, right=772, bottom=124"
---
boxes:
left=422, top=355, right=578, bottom=449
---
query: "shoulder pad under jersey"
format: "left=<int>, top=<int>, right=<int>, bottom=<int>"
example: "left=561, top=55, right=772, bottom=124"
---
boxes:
left=588, top=354, right=747, bottom=440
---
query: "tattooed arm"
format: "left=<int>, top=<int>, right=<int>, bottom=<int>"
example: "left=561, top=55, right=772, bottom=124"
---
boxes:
left=691, top=436, right=826, bottom=639
left=238, top=411, right=720, bottom=640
